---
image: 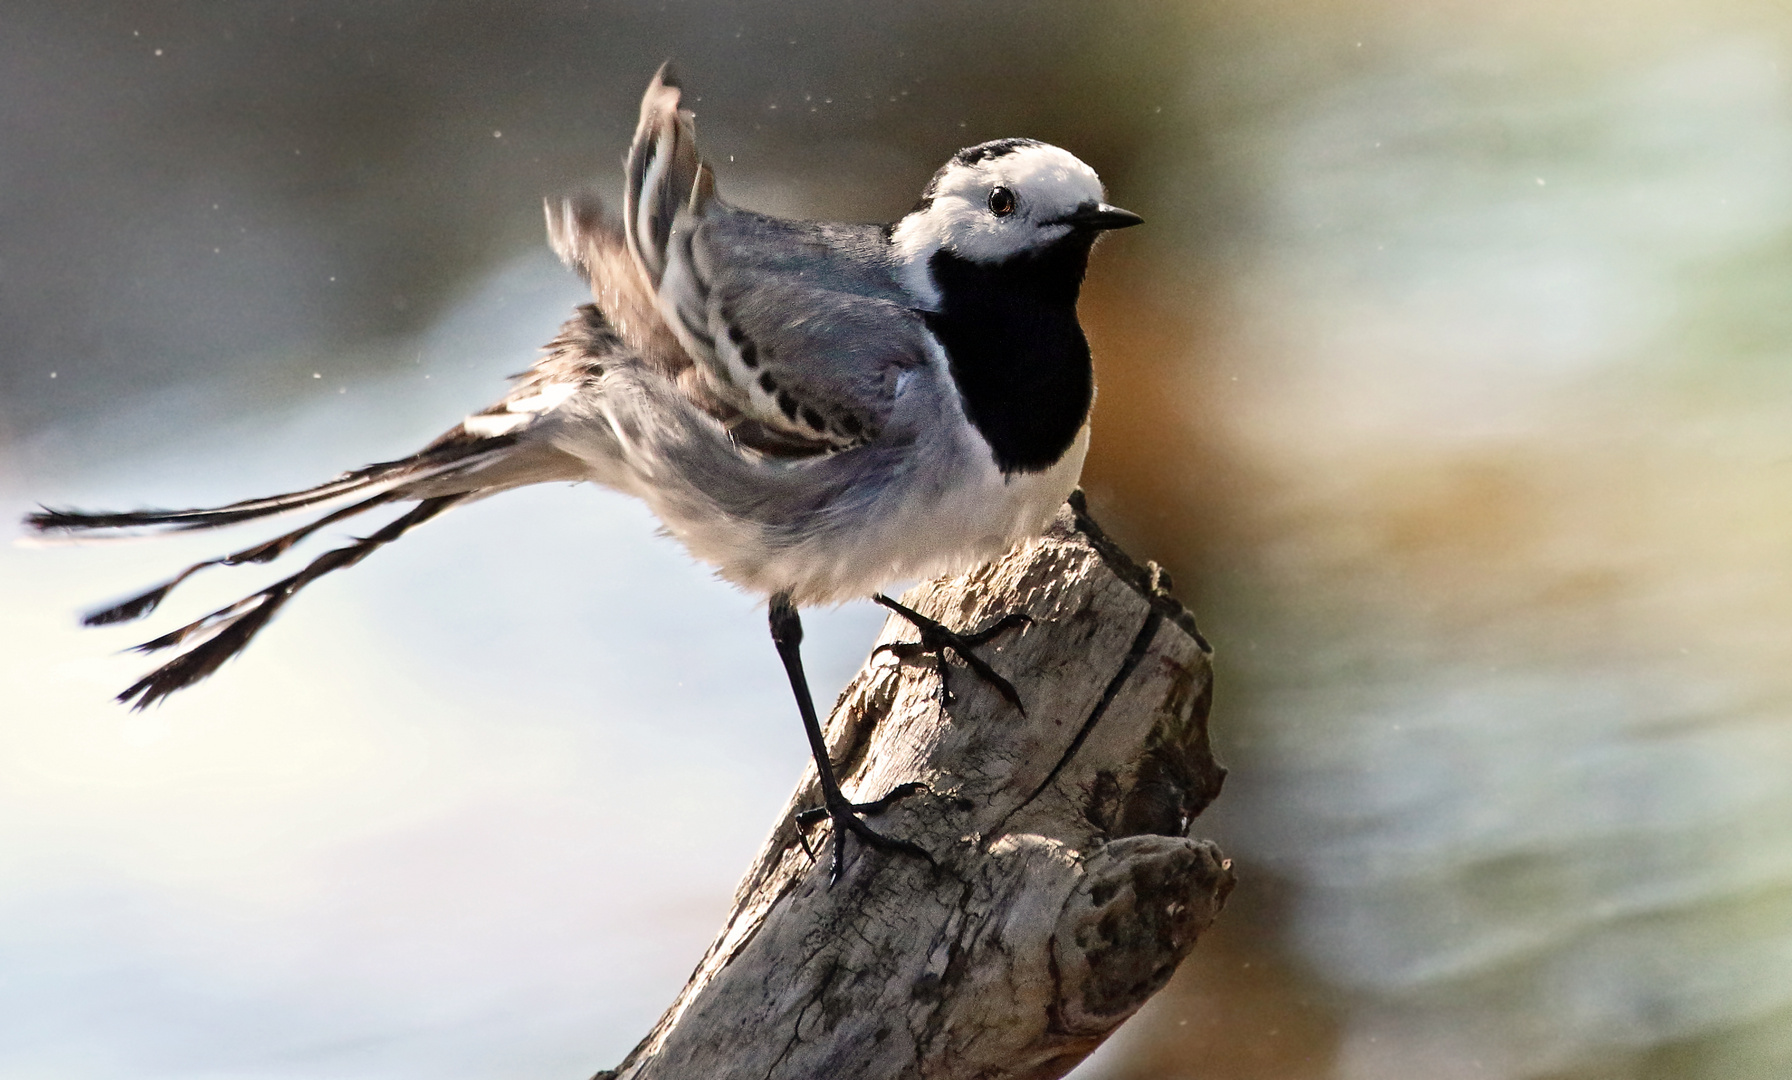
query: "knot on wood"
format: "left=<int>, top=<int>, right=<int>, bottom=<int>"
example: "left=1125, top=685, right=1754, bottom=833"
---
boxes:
left=1051, top=835, right=1234, bottom=1035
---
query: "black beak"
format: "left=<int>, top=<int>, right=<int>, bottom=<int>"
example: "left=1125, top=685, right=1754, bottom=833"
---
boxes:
left=1058, top=202, right=1144, bottom=231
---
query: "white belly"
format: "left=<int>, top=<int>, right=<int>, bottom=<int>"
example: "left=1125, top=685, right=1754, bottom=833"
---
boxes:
left=751, top=424, right=1087, bottom=605
left=661, top=424, right=1086, bottom=606
left=554, top=358, right=1090, bottom=607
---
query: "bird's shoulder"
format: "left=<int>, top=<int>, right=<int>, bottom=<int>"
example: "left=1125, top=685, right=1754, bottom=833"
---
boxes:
left=696, top=210, right=909, bottom=302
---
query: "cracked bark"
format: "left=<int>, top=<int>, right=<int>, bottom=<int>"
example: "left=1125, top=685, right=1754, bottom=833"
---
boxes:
left=597, top=493, right=1232, bottom=1080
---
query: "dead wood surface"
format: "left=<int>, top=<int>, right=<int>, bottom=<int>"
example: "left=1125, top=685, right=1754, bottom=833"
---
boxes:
left=599, top=493, right=1231, bottom=1080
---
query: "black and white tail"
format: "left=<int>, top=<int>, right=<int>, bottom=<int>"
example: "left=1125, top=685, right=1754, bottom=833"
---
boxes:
left=25, top=306, right=618, bottom=709
left=25, top=429, right=511, bottom=709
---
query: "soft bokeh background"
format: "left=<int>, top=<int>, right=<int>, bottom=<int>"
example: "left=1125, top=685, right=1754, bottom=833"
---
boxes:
left=4, top=2, right=1790, bottom=1077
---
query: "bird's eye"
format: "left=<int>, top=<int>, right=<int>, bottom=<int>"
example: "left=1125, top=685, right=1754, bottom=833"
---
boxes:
left=987, top=186, right=1016, bottom=217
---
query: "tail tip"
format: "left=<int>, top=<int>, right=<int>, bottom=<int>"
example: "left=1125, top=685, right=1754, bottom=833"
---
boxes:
left=24, top=506, right=73, bottom=532
left=82, top=584, right=175, bottom=627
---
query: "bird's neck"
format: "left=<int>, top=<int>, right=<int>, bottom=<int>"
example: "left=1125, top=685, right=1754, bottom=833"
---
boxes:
left=924, top=236, right=1097, bottom=475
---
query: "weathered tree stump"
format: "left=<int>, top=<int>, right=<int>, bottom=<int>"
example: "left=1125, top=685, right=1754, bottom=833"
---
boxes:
left=599, top=493, right=1230, bottom=1080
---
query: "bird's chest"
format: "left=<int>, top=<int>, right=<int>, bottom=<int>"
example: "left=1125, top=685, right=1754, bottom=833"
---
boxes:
left=926, top=299, right=1093, bottom=476
left=924, top=253, right=1095, bottom=476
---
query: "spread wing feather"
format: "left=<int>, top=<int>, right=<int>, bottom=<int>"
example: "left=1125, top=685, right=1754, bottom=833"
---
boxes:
left=617, top=68, right=933, bottom=452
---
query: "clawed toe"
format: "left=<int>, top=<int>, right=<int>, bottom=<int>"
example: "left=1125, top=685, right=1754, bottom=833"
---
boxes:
left=872, top=594, right=1029, bottom=714
left=795, top=781, right=929, bottom=828
left=794, top=781, right=934, bottom=882
left=957, top=611, right=1033, bottom=646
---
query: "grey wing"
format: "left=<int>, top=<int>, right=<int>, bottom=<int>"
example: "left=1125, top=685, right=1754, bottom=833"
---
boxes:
left=657, top=207, right=929, bottom=448
left=698, top=268, right=932, bottom=447
left=605, top=65, right=929, bottom=451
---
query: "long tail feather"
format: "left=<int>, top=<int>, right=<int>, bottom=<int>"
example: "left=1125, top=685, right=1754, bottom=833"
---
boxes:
left=30, top=305, right=614, bottom=709
left=24, top=433, right=512, bottom=537
left=117, top=495, right=465, bottom=710
left=80, top=491, right=399, bottom=626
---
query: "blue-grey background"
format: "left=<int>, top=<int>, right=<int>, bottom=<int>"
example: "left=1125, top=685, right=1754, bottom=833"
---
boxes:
left=5, top=3, right=1791, bottom=1078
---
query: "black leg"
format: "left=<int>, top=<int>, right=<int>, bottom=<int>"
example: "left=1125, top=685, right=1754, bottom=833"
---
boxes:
left=768, top=592, right=933, bottom=883
left=871, top=593, right=1031, bottom=715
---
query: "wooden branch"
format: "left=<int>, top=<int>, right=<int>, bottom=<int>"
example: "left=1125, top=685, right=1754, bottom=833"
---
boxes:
left=599, top=493, right=1231, bottom=1080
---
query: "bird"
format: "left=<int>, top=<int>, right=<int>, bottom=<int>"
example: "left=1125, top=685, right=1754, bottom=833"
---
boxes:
left=25, top=66, right=1142, bottom=882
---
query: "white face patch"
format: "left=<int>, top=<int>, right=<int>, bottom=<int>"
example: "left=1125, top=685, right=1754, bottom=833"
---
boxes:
left=890, top=142, right=1108, bottom=272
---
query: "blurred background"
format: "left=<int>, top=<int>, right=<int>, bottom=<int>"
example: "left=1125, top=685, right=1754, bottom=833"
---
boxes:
left=3, top=2, right=1790, bottom=1077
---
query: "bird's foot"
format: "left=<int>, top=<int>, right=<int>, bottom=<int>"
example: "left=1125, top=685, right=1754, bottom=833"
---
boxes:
left=872, top=593, right=1030, bottom=714
left=795, top=781, right=934, bottom=883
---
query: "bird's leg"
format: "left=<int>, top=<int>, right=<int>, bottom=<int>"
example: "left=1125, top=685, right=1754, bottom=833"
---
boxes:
left=768, top=592, right=933, bottom=883
left=872, top=593, right=1031, bottom=715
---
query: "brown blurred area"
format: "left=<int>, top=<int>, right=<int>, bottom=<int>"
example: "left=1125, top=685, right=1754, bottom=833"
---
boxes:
left=1079, top=2, right=1792, bottom=1070
left=7, top=2, right=1792, bottom=1078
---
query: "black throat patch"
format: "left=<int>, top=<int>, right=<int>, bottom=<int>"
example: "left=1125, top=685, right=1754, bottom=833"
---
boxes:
left=925, top=234, right=1097, bottom=475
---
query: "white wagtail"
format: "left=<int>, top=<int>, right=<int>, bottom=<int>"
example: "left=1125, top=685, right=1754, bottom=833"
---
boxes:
left=27, top=66, right=1142, bottom=880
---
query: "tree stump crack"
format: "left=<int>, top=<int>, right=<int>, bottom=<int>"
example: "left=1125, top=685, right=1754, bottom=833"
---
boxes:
left=1016, top=606, right=1164, bottom=815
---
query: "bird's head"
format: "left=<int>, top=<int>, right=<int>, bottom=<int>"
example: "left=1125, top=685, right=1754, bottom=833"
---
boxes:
left=891, top=139, right=1142, bottom=270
